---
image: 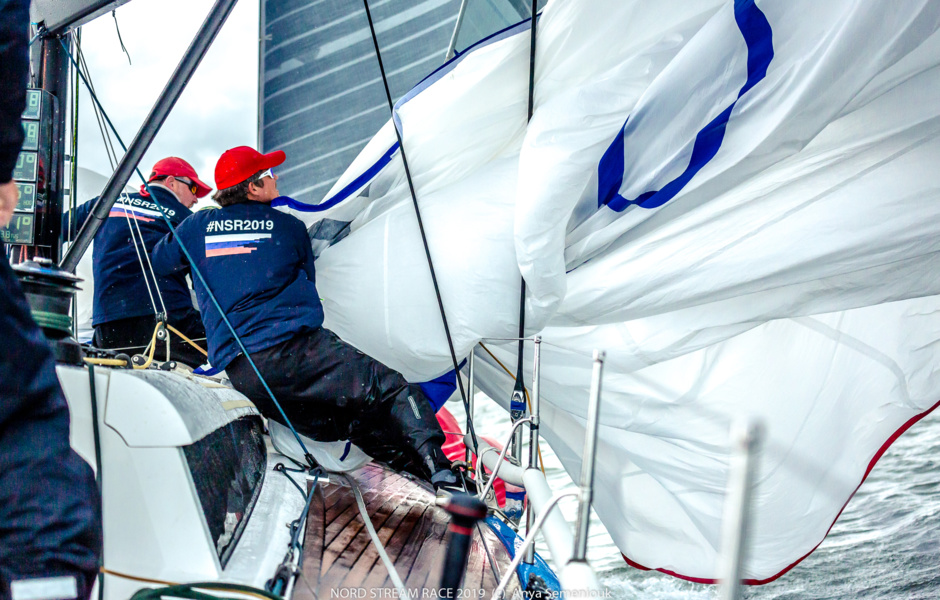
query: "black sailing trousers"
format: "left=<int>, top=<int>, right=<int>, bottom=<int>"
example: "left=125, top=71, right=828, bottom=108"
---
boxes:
left=0, top=249, right=102, bottom=600
left=226, top=327, right=451, bottom=481
left=93, top=307, right=207, bottom=368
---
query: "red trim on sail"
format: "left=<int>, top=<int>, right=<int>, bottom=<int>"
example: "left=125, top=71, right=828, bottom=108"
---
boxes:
left=620, top=396, right=940, bottom=585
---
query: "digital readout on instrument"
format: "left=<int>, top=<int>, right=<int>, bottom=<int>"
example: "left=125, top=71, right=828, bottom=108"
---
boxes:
left=0, top=213, right=35, bottom=245
left=22, top=90, right=41, bottom=120
left=15, top=182, right=36, bottom=212
left=21, top=121, right=39, bottom=151
left=12, top=152, right=38, bottom=182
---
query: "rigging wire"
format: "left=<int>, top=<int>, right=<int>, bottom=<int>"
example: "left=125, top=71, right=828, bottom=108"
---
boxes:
left=68, top=31, right=81, bottom=235
left=58, top=38, right=319, bottom=469
left=122, top=188, right=169, bottom=316
left=76, top=43, right=119, bottom=170
left=74, top=33, right=209, bottom=362
left=509, top=0, right=541, bottom=451
left=359, top=0, right=481, bottom=461
left=117, top=197, right=163, bottom=319
left=75, top=36, right=169, bottom=345
left=69, top=31, right=82, bottom=340
left=479, top=342, right=545, bottom=473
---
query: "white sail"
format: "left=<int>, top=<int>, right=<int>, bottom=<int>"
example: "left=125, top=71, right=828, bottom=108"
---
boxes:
left=276, top=0, right=940, bottom=582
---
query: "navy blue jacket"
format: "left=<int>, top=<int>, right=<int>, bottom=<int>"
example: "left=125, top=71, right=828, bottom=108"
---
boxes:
left=1, top=1, right=101, bottom=591
left=152, top=199, right=324, bottom=370
left=67, top=185, right=194, bottom=325
left=0, top=248, right=102, bottom=591
left=0, top=0, right=27, bottom=182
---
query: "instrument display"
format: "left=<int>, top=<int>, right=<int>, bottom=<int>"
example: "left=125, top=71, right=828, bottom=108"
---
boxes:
left=15, top=182, right=36, bottom=212
left=22, top=89, right=42, bottom=120
left=0, top=213, right=34, bottom=245
left=1, top=89, right=56, bottom=249
left=22, top=120, right=40, bottom=151
left=12, top=152, right=38, bottom=182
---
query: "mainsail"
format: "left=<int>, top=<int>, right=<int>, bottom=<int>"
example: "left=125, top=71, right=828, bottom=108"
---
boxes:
left=270, top=0, right=940, bottom=583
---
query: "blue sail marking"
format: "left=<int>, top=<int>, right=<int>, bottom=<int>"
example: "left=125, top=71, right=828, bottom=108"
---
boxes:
left=274, top=13, right=543, bottom=215
left=598, top=0, right=774, bottom=212
left=272, top=142, right=401, bottom=213
left=393, top=17, right=537, bottom=132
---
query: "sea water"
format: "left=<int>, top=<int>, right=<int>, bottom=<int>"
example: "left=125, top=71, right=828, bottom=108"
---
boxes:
left=447, top=395, right=940, bottom=599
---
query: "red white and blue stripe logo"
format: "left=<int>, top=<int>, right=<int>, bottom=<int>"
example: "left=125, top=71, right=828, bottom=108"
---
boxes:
left=205, top=233, right=272, bottom=257
left=108, top=205, right=163, bottom=222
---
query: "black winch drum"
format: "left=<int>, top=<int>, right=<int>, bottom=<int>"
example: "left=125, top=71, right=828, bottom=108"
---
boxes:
left=13, top=259, right=83, bottom=340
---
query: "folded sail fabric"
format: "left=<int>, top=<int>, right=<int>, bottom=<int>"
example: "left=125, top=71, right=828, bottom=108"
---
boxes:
left=276, top=0, right=940, bottom=583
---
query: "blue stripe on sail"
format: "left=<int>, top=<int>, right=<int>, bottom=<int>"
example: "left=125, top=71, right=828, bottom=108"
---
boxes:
left=271, top=142, right=401, bottom=213
left=394, top=16, right=537, bottom=133
left=598, top=0, right=774, bottom=212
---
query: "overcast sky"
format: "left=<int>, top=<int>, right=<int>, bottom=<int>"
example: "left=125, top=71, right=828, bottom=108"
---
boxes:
left=75, top=0, right=259, bottom=201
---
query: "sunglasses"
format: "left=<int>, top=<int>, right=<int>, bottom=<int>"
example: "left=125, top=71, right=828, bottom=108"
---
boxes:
left=173, top=177, right=199, bottom=195
left=257, top=168, right=274, bottom=181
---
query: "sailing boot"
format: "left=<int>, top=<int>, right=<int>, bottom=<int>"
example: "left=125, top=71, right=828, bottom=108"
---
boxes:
left=384, top=384, right=453, bottom=481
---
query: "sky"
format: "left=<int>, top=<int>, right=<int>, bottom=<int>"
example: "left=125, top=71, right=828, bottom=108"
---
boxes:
left=74, top=0, right=260, bottom=203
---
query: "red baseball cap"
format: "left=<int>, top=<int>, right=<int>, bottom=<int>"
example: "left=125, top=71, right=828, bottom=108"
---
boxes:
left=146, top=157, right=213, bottom=198
left=215, top=146, right=286, bottom=190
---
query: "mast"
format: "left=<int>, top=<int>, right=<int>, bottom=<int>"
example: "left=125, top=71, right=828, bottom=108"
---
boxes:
left=28, top=33, right=70, bottom=262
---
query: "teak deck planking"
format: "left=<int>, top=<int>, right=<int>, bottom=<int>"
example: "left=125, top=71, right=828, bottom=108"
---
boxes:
left=293, top=462, right=522, bottom=600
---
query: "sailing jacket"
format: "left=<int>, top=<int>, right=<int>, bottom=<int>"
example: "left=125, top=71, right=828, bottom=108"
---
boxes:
left=0, top=0, right=28, bottom=183
left=0, top=249, right=102, bottom=592
left=152, top=199, right=324, bottom=370
left=66, top=185, right=194, bottom=326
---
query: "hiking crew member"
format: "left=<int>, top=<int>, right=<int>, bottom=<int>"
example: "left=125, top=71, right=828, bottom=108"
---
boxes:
left=1, top=0, right=102, bottom=596
left=152, top=146, right=458, bottom=491
left=67, top=158, right=212, bottom=367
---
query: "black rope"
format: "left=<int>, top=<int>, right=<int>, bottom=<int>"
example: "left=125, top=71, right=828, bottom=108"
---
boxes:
left=268, top=468, right=321, bottom=595
left=519, top=3, right=540, bottom=373
left=527, top=1, right=538, bottom=122
left=70, top=31, right=81, bottom=339
left=274, top=463, right=308, bottom=499
left=69, top=31, right=80, bottom=219
left=360, top=0, right=480, bottom=459
left=111, top=10, right=132, bottom=65
left=509, top=1, right=540, bottom=448
left=290, top=469, right=321, bottom=552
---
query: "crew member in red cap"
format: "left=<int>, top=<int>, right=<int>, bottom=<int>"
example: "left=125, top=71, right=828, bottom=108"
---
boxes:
left=65, top=156, right=213, bottom=367
left=153, top=146, right=460, bottom=492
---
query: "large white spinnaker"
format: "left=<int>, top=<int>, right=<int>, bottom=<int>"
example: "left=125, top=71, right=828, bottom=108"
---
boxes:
left=276, top=0, right=940, bottom=583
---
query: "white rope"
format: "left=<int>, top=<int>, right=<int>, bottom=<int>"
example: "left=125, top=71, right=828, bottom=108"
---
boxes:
left=117, top=193, right=160, bottom=317
left=124, top=190, right=167, bottom=316
left=340, top=473, right=409, bottom=597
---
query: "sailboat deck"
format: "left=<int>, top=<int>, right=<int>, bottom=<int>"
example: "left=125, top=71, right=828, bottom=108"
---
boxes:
left=294, top=462, right=521, bottom=599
